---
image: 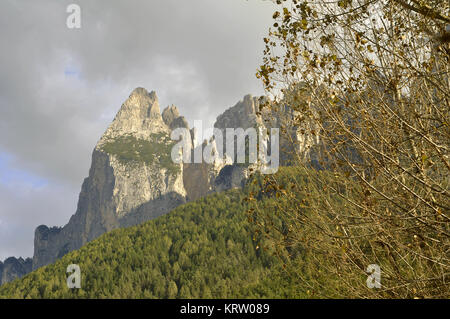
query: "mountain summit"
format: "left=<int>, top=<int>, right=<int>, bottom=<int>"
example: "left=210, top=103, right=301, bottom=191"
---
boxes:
left=98, top=88, right=164, bottom=143
left=32, top=88, right=188, bottom=270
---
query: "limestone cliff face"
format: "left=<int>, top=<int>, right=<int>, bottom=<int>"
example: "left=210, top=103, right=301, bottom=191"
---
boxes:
left=212, top=95, right=266, bottom=191
left=212, top=93, right=321, bottom=190
left=162, top=105, right=189, bottom=131
left=160, top=105, right=227, bottom=202
left=0, top=257, right=32, bottom=285
left=183, top=138, right=228, bottom=201
left=214, top=94, right=264, bottom=137
left=32, top=88, right=187, bottom=270
left=270, top=102, right=321, bottom=166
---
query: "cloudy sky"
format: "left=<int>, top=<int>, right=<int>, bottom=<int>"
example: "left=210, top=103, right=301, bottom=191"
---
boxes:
left=0, top=0, right=276, bottom=261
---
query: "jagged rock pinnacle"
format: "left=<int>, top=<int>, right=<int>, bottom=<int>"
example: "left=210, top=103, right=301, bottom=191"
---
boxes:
left=125, top=87, right=161, bottom=119
left=162, top=105, right=180, bottom=126
left=162, top=105, right=189, bottom=130
left=97, top=88, right=167, bottom=146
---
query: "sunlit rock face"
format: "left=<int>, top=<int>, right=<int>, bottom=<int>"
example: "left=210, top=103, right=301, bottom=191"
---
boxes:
left=33, top=88, right=187, bottom=270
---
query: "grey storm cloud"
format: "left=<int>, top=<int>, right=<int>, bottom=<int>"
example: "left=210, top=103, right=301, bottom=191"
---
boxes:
left=0, top=0, right=276, bottom=260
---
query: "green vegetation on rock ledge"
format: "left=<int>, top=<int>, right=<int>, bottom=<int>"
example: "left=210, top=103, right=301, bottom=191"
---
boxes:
left=101, top=133, right=179, bottom=175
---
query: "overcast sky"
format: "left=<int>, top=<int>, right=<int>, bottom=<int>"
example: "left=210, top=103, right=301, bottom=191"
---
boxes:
left=0, top=0, right=276, bottom=261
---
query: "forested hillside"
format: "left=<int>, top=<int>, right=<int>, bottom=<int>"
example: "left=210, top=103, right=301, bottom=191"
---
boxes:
left=0, top=167, right=307, bottom=299
left=4, top=164, right=437, bottom=298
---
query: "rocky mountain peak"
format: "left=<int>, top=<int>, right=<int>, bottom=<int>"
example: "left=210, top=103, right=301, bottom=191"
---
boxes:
left=97, top=88, right=166, bottom=146
left=214, top=94, right=262, bottom=131
left=162, top=105, right=189, bottom=130
left=122, top=87, right=161, bottom=120
left=242, top=94, right=256, bottom=114
left=0, top=256, right=32, bottom=285
left=29, top=88, right=189, bottom=271
left=162, top=105, right=180, bottom=124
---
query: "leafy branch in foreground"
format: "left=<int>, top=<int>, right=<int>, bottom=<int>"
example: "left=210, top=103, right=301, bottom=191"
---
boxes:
left=256, top=0, right=449, bottom=298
